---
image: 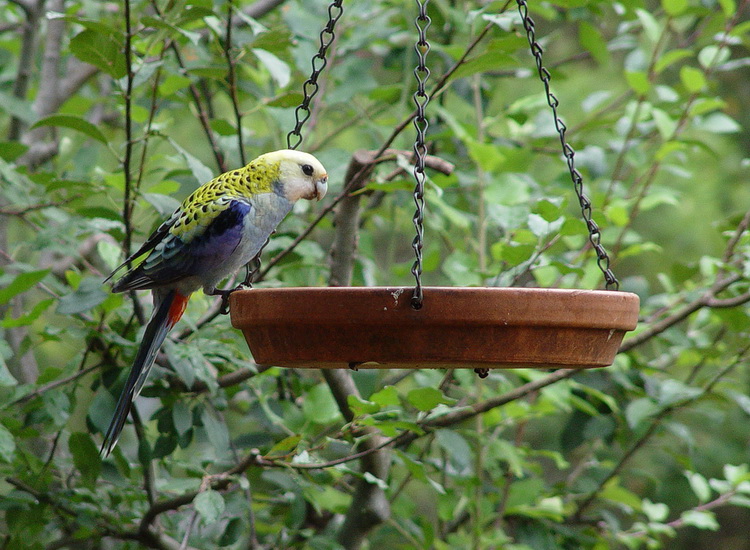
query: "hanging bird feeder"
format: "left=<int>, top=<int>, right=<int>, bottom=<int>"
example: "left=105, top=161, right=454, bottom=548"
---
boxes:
left=230, top=0, right=639, bottom=372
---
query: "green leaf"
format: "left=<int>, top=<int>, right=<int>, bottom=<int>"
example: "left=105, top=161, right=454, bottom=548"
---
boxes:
left=696, top=112, right=741, bottom=133
left=698, top=45, right=730, bottom=69
left=680, top=66, right=706, bottom=92
left=168, top=139, right=214, bottom=185
left=625, top=398, right=660, bottom=429
left=640, top=190, right=679, bottom=211
left=69, top=432, right=102, bottom=488
left=578, top=21, right=610, bottom=65
left=2, top=298, right=54, bottom=328
left=435, top=430, right=472, bottom=470
left=143, top=193, right=181, bottom=218
left=605, top=203, right=629, bottom=227
left=689, top=97, right=726, bottom=116
left=625, top=71, right=651, bottom=95
left=218, top=517, right=243, bottom=546
left=719, top=0, right=736, bottom=16
left=370, top=385, right=399, bottom=407
left=0, top=270, right=50, bottom=305
left=201, top=408, right=230, bottom=456
left=0, top=91, right=36, bottom=123
left=31, top=115, right=107, bottom=144
left=302, top=383, right=341, bottom=424
left=467, top=141, right=505, bottom=173
left=252, top=49, right=290, bottom=88
left=69, top=29, right=126, bottom=78
left=652, top=108, right=677, bottom=139
left=141, top=16, right=201, bottom=45
left=0, top=141, right=29, bottom=161
left=450, top=51, right=515, bottom=80
left=172, top=401, right=192, bottom=436
left=680, top=510, right=719, bottom=530
left=657, top=379, right=702, bottom=407
left=635, top=9, right=661, bottom=42
left=600, top=478, right=643, bottom=509
left=347, top=394, right=380, bottom=416
left=209, top=119, right=237, bottom=136
left=194, top=490, right=225, bottom=524
left=723, top=464, right=749, bottom=484
left=407, top=387, right=446, bottom=412
left=642, top=499, right=669, bottom=521
left=57, top=277, right=108, bottom=315
left=363, top=471, right=388, bottom=489
left=232, top=8, right=268, bottom=35
left=654, top=48, right=693, bottom=73
left=0, top=423, right=16, bottom=462
left=268, top=434, right=302, bottom=456
left=430, top=192, right=472, bottom=229
left=0, top=340, right=17, bottom=386
left=304, top=485, right=350, bottom=514
left=661, top=0, right=688, bottom=16
left=266, top=92, right=304, bottom=108
left=158, top=74, right=193, bottom=97
left=686, top=471, right=712, bottom=503
left=442, top=250, right=482, bottom=286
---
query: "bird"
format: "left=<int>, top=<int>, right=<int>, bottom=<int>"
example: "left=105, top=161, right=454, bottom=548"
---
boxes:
left=100, top=149, right=328, bottom=456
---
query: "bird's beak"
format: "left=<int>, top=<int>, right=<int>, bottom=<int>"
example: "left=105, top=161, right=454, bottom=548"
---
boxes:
left=316, top=175, right=328, bottom=201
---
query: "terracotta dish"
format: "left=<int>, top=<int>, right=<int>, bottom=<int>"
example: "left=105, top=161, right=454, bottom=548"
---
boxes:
left=229, top=287, right=640, bottom=370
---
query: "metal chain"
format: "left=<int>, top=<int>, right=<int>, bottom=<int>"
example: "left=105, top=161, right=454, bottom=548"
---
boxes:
left=516, top=0, right=619, bottom=291
left=410, top=0, right=431, bottom=309
left=286, top=0, right=344, bottom=150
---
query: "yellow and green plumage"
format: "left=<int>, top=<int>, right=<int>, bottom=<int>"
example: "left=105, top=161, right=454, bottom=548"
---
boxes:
left=101, top=149, right=328, bottom=456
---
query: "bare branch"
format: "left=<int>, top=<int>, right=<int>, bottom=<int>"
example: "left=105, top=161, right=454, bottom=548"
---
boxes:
left=8, top=0, right=42, bottom=140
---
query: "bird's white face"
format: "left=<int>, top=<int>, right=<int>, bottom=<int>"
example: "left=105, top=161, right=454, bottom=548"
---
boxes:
left=269, top=150, right=328, bottom=202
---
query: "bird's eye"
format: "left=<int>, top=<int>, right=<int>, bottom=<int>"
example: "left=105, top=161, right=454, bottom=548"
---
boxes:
left=301, top=164, right=314, bottom=176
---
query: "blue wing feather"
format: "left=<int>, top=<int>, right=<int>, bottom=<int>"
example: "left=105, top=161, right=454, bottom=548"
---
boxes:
left=111, top=200, right=252, bottom=292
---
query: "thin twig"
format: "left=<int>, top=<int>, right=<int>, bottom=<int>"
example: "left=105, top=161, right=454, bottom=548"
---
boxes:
left=626, top=490, right=738, bottom=538
left=123, top=0, right=135, bottom=259
left=12, top=363, right=101, bottom=405
left=224, top=1, right=246, bottom=165
left=0, top=199, right=76, bottom=216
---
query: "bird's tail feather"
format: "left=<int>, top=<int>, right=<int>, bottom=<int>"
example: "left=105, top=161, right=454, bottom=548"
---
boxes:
left=100, top=289, right=189, bottom=456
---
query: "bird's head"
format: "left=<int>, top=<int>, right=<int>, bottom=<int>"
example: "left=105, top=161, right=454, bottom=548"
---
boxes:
left=262, top=150, right=328, bottom=202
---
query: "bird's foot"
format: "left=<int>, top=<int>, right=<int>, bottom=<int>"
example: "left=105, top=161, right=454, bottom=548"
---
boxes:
left=207, top=283, right=252, bottom=315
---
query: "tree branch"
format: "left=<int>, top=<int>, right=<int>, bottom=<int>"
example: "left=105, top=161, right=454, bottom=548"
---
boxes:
left=620, top=274, right=742, bottom=352
left=7, top=0, right=43, bottom=140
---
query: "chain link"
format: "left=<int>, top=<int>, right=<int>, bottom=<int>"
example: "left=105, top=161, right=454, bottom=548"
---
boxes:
left=286, top=0, right=344, bottom=150
left=411, top=0, right=431, bottom=309
left=516, top=0, right=619, bottom=291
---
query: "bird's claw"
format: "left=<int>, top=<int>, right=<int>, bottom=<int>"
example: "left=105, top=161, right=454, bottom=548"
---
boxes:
left=209, top=283, right=252, bottom=315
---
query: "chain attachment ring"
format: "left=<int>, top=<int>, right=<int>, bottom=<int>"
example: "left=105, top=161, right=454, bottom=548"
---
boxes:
left=516, top=0, right=619, bottom=291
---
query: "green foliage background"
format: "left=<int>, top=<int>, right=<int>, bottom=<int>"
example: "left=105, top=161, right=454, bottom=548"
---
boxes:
left=2, top=0, right=750, bottom=548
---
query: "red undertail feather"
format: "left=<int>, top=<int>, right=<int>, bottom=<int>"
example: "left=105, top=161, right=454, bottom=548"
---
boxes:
left=168, top=291, right=189, bottom=327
